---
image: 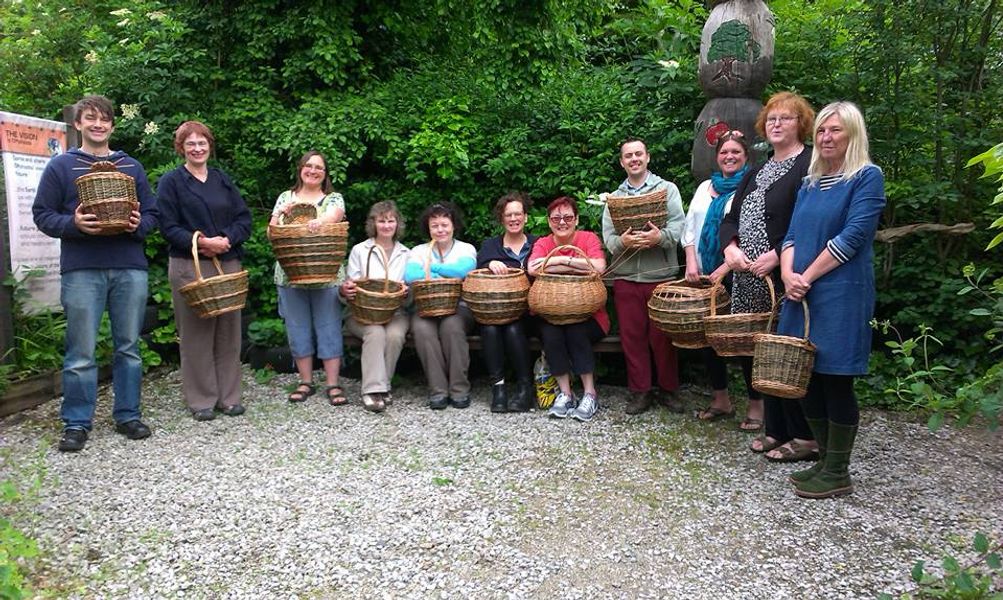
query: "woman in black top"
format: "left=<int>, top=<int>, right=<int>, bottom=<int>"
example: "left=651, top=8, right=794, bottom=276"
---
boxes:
left=476, top=192, right=538, bottom=412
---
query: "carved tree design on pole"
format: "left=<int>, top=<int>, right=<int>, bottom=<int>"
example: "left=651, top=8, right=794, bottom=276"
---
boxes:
left=707, top=19, right=762, bottom=83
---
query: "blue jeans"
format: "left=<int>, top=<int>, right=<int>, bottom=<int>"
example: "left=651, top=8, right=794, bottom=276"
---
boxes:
left=277, top=285, right=343, bottom=360
left=60, top=269, right=148, bottom=430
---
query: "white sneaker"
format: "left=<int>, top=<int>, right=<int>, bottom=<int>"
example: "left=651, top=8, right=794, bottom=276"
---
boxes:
left=548, top=391, right=576, bottom=418
left=572, top=392, right=598, bottom=422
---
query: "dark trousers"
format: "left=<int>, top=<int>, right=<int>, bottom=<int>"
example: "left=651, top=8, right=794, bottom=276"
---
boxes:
left=539, top=318, right=604, bottom=377
left=481, top=317, right=533, bottom=383
left=703, top=350, right=762, bottom=398
left=801, top=373, right=859, bottom=426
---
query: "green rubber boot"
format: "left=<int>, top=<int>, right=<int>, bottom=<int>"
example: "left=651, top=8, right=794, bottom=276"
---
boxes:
left=789, top=417, right=827, bottom=484
left=795, top=422, right=857, bottom=499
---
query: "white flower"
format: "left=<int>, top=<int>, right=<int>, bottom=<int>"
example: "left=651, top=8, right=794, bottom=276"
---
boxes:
left=31, top=29, right=41, bottom=36
left=147, top=10, right=167, bottom=20
left=120, top=104, right=140, bottom=120
left=110, top=8, right=132, bottom=16
left=658, top=59, right=680, bottom=69
left=117, top=18, right=130, bottom=27
left=143, top=121, right=159, bottom=136
left=84, top=51, right=99, bottom=64
left=118, top=38, right=130, bottom=45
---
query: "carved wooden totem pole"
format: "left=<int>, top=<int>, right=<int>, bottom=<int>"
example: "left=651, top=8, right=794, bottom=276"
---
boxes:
left=691, top=0, right=775, bottom=182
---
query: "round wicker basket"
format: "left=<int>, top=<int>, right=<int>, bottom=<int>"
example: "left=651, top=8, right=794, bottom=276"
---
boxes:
left=752, top=300, right=816, bottom=399
left=703, top=276, right=777, bottom=356
left=606, top=187, right=668, bottom=235
left=350, top=245, right=407, bottom=326
left=75, top=161, right=138, bottom=235
left=178, top=231, right=249, bottom=319
left=412, top=242, right=462, bottom=318
left=528, top=245, right=607, bottom=326
left=268, top=202, right=349, bottom=285
left=646, top=277, right=729, bottom=349
left=462, top=268, right=530, bottom=325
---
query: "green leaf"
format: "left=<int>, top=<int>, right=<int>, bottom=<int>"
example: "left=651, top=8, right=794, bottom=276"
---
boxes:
left=986, top=552, right=1002, bottom=570
left=970, top=308, right=992, bottom=316
left=927, top=412, right=945, bottom=431
left=942, top=555, right=961, bottom=574
left=974, top=532, right=989, bottom=553
left=987, top=231, right=1003, bottom=251
left=911, top=560, right=925, bottom=583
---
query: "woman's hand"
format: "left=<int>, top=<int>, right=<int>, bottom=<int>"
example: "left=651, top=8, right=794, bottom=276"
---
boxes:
left=723, top=243, right=751, bottom=272
left=197, top=235, right=230, bottom=257
left=684, top=257, right=701, bottom=283
left=749, top=250, right=780, bottom=278
left=709, top=264, right=730, bottom=284
left=783, top=272, right=811, bottom=301
left=340, top=279, right=358, bottom=301
left=306, top=218, right=322, bottom=233
left=488, top=260, right=508, bottom=275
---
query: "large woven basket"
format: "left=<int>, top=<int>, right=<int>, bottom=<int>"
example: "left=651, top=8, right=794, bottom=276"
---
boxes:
left=752, top=300, right=816, bottom=399
left=178, top=231, right=249, bottom=319
left=75, top=160, right=138, bottom=235
left=351, top=245, right=407, bottom=326
left=606, top=187, right=668, bottom=235
left=528, top=245, right=607, bottom=325
left=412, top=243, right=462, bottom=318
left=462, top=268, right=530, bottom=325
left=704, top=276, right=777, bottom=356
left=647, top=278, right=729, bottom=349
left=268, top=203, right=349, bottom=285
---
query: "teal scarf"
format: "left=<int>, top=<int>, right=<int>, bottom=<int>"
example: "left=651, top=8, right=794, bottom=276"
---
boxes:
left=698, top=165, right=748, bottom=273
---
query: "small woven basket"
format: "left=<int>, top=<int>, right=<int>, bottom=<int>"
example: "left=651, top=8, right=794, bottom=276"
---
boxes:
left=75, top=160, right=138, bottom=235
left=268, top=203, right=349, bottom=285
left=646, top=278, right=729, bottom=349
left=528, top=245, right=607, bottom=325
left=178, top=231, right=249, bottom=319
left=606, top=187, right=668, bottom=235
left=462, top=268, right=530, bottom=325
left=412, top=242, right=462, bottom=318
left=704, top=276, right=777, bottom=356
left=351, top=245, right=407, bottom=326
left=752, top=300, right=816, bottom=399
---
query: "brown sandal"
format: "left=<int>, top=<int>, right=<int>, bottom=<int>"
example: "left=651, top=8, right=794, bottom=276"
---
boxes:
left=288, top=382, right=315, bottom=403
left=326, top=385, right=348, bottom=406
left=749, top=434, right=782, bottom=454
left=765, top=440, right=819, bottom=463
left=739, top=418, right=764, bottom=432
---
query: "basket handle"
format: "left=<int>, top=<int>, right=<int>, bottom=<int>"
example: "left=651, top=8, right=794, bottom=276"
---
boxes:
left=364, top=243, right=392, bottom=293
left=710, top=281, right=724, bottom=316
left=539, top=244, right=600, bottom=275
left=277, top=201, right=319, bottom=225
left=190, top=230, right=225, bottom=282
left=766, top=298, right=811, bottom=340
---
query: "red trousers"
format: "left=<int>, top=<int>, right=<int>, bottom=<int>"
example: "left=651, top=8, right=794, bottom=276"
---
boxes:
left=614, top=279, right=679, bottom=393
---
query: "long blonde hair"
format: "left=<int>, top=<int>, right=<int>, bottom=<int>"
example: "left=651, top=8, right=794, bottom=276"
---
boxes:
left=807, top=101, right=872, bottom=184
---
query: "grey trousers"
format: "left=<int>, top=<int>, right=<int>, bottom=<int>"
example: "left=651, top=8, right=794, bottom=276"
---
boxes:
left=410, top=304, right=474, bottom=399
left=345, top=312, right=409, bottom=395
left=168, top=256, right=243, bottom=411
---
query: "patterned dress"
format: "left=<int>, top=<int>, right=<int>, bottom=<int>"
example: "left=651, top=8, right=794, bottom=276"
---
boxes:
left=731, top=153, right=802, bottom=313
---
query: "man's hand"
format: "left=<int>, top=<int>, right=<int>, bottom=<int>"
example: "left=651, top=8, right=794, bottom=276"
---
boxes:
left=632, top=222, right=662, bottom=249
left=124, top=207, right=141, bottom=233
left=73, top=203, right=103, bottom=235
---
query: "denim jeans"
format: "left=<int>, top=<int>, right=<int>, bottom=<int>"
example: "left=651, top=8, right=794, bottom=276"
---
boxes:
left=277, top=285, right=343, bottom=359
left=60, top=268, right=148, bottom=430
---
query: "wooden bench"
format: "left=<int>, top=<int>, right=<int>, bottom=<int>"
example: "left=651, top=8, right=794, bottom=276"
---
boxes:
left=343, top=333, right=623, bottom=353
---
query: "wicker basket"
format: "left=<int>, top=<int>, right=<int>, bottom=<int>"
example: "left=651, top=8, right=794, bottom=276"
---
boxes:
left=606, top=187, right=668, bottom=235
left=704, top=276, right=778, bottom=356
left=75, top=160, right=139, bottom=236
left=528, top=245, right=607, bottom=325
left=178, top=231, right=249, bottom=318
left=646, top=278, right=729, bottom=349
left=269, top=203, right=349, bottom=285
left=351, top=245, right=407, bottom=326
left=412, top=243, right=462, bottom=318
left=752, top=300, right=816, bottom=399
left=461, top=268, right=530, bottom=325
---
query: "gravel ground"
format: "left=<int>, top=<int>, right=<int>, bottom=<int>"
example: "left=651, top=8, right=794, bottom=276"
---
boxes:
left=1, top=367, right=1001, bottom=599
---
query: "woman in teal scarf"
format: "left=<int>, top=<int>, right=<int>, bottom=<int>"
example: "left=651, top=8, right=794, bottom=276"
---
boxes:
left=681, top=131, right=761, bottom=423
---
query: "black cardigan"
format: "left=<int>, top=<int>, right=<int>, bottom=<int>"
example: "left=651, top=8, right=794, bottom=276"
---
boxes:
left=718, top=147, right=811, bottom=259
left=476, top=234, right=538, bottom=269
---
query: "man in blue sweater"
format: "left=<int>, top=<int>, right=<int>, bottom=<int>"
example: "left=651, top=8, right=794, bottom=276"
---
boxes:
left=32, top=95, right=158, bottom=452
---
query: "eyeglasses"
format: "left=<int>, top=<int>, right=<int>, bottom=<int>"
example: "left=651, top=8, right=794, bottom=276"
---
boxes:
left=765, top=115, right=797, bottom=125
left=303, top=164, right=326, bottom=172
left=549, top=214, right=576, bottom=224
left=184, top=140, right=209, bottom=149
left=502, top=212, right=525, bottom=219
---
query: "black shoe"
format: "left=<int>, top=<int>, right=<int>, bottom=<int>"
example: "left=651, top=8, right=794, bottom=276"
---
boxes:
left=429, top=395, right=449, bottom=410
left=192, top=408, right=216, bottom=421
left=625, top=393, right=653, bottom=415
left=490, top=384, right=508, bottom=413
left=58, top=428, right=88, bottom=452
left=655, top=390, right=685, bottom=414
left=450, top=396, right=471, bottom=409
left=508, top=380, right=533, bottom=412
left=215, top=404, right=246, bottom=417
left=115, top=419, right=152, bottom=440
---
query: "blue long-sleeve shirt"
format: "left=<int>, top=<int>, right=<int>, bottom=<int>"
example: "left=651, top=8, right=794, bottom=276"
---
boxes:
left=156, top=164, right=252, bottom=260
left=32, top=148, right=158, bottom=273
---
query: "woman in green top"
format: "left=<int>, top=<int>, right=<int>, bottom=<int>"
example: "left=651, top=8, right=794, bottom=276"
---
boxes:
left=268, top=151, right=347, bottom=405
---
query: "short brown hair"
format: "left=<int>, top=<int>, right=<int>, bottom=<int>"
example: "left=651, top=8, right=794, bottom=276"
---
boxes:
left=419, top=202, right=463, bottom=238
left=73, top=95, right=115, bottom=123
left=755, top=92, right=815, bottom=141
left=172, top=120, right=215, bottom=156
left=619, top=137, right=648, bottom=155
left=493, top=191, right=532, bottom=222
left=364, top=200, right=405, bottom=240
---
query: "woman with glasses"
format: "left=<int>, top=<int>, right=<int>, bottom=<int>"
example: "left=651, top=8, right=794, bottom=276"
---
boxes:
left=719, top=91, right=818, bottom=461
left=159, top=121, right=252, bottom=421
left=527, top=196, right=608, bottom=422
left=683, top=130, right=762, bottom=424
left=404, top=202, right=477, bottom=410
left=476, top=192, right=539, bottom=413
left=268, top=151, right=347, bottom=406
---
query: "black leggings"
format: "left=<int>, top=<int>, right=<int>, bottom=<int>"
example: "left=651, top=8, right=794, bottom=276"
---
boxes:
left=480, top=318, right=533, bottom=382
left=800, top=373, right=859, bottom=426
left=539, top=319, right=604, bottom=376
left=703, top=350, right=761, bottom=400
